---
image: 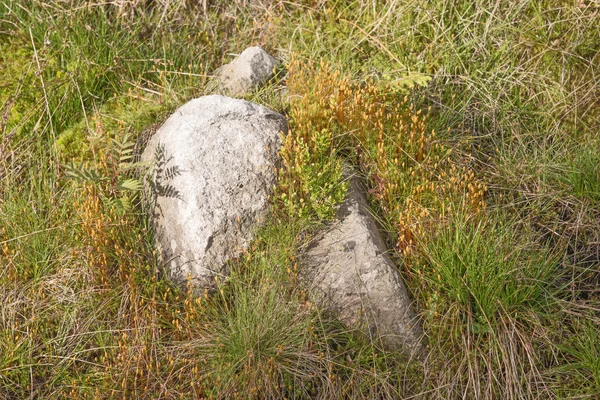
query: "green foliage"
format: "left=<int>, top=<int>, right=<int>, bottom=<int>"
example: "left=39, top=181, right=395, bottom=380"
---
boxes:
left=416, top=215, right=557, bottom=330
left=56, top=125, right=89, bottom=159
left=384, top=73, right=432, bottom=90
left=563, top=139, right=600, bottom=204
left=205, top=280, right=318, bottom=397
left=62, top=132, right=147, bottom=215
left=0, top=42, right=40, bottom=138
left=63, top=162, right=108, bottom=183
left=552, top=317, right=600, bottom=397
left=279, top=128, right=348, bottom=221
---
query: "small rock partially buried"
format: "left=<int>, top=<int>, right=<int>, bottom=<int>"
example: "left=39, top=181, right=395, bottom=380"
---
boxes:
left=141, top=95, right=287, bottom=291
left=209, top=46, right=280, bottom=97
left=301, top=167, right=424, bottom=355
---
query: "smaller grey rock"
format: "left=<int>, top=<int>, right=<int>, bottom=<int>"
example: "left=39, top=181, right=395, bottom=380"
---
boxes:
left=210, top=47, right=280, bottom=97
left=301, top=167, right=424, bottom=356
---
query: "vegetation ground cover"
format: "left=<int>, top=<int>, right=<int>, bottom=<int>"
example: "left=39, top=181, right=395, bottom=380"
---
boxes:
left=1, top=0, right=599, bottom=398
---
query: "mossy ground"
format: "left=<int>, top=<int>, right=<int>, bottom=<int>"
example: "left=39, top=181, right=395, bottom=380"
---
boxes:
left=1, top=1, right=599, bottom=398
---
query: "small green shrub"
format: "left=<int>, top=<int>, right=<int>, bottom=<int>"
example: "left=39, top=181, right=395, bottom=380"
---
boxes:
left=56, top=124, right=89, bottom=159
left=278, top=127, right=347, bottom=221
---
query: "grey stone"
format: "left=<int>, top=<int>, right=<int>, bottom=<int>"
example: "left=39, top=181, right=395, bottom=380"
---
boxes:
left=141, top=95, right=287, bottom=291
left=301, top=168, right=423, bottom=355
left=209, top=46, right=280, bottom=97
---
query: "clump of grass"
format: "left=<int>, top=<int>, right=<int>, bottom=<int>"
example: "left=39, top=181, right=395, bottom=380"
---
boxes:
left=172, top=227, right=326, bottom=398
left=416, top=215, right=557, bottom=327
left=553, top=317, right=600, bottom=397
left=412, top=213, right=560, bottom=397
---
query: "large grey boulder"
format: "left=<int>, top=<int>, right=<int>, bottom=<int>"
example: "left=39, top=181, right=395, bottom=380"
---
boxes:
left=209, top=46, right=280, bottom=97
left=141, top=95, right=287, bottom=291
left=301, top=168, right=423, bottom=355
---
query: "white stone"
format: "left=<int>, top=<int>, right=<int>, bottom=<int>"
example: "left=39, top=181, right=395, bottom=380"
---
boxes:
left=141, top=95, right=286, bottom=291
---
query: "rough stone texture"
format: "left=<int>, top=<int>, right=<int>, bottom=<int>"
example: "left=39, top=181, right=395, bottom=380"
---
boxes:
left=301, top=168, right=423, bottom=355
left=141, top=95, right=287, bottom=291
left=209, top=46, right=280, bottom=97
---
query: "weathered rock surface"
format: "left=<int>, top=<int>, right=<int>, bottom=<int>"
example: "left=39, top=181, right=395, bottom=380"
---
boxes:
left=301, top=168, right=423, bottom=355
left=209, top=46, right=279, bottom=97
left=141, top=95, right=287, bottom=291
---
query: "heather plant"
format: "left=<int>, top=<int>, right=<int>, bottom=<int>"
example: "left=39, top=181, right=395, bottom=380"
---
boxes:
left=277, top=126, right=347, bottom=221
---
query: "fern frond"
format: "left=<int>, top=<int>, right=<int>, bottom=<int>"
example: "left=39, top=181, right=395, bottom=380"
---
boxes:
left=118, top=178, right=143, bottom=192
left=63, top=161, right=108, bottom=183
